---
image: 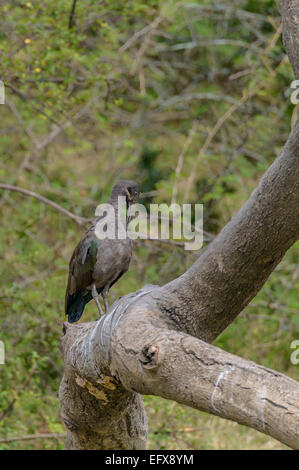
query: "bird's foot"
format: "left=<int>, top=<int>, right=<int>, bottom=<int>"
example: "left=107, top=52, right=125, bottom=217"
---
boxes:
left=102, top=289, right=109, bottom=314
left=103, top=298, right=109, bottom=314
left=94, top=297, right=105, bottom=317
left=92, top=284, right=105, bottom=317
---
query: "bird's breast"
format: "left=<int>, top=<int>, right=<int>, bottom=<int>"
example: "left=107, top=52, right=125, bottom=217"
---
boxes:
left=92, top=238, right=132, bottom=285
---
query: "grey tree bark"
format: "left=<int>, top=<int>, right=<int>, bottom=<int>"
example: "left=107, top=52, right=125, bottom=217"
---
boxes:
left=59, top=1, right=299, bottom=450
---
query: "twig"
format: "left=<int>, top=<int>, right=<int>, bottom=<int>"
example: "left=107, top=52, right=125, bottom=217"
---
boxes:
left=5, top=83, right=62, bottom=127
left=0, top=185, right=213, bottom=242
left=0, top=184, right=89, bottom=226
left=171, top=120, right=198, bottom=204
left=156, top=39, right=260, bottom=52
left=153, top=427, right=202, bottom=435
left=183, top=22, right=283, bottom=200
left=158, top=92, right=239, bottom=110
left=0, top=364, right=36, bottom=423
left=0, top=433, right=66, bottom=443
left=69, top=0, right=78, bottom=29
left=119, top=16, right=164, bottom=53
left=185, top=89, right=256, bottom=200
left=35, top=83, right=100, bottom=150
left=180, top=3, right=268, bottom=21
left=0, top=400, right=16, bottom=423
left=0, top=99, right=38, bottom=208
left=6, top=98, right=39, bottom=147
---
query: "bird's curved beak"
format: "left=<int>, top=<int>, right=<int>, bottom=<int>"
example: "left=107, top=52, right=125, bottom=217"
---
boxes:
left=125, top=189, right=132, bottom=202
left=126, top=189, right=139, bottom=204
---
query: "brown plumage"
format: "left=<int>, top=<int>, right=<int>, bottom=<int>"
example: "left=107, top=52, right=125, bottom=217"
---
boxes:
left=65, top=180, right=139, bottom=322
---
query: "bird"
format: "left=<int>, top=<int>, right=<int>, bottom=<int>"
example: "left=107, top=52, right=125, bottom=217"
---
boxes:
left=65, top=180, right=139, bottom=323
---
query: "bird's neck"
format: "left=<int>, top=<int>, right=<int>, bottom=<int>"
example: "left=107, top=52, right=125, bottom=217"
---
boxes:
left=106, top=195, right=131, bottom=230
left=108, top=194, right=122, bottom=206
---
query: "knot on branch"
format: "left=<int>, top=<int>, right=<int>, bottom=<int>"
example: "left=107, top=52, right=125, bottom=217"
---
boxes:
left=139, top=344, right=159, bottom=369
left=62, top=322, right=69, bottom=335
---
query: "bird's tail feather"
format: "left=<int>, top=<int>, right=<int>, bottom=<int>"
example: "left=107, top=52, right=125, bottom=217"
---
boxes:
left=66, top=292, right=92, bottom=323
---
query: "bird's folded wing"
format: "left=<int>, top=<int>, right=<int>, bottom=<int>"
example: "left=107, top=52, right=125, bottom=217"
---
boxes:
left=65, top=236, right=99, bottom=314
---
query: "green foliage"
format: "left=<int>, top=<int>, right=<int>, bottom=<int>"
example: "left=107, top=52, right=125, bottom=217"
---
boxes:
left=0, top=0, right=298, bottom=450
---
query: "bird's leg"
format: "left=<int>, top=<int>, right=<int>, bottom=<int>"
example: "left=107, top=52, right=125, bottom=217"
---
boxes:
left=92, top=283, right=104, bottom=317
left=101, top=285, right=109, bottom=313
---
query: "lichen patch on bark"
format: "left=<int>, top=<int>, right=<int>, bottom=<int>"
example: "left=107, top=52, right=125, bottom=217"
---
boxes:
left=75, top=374, right=109, bottom=403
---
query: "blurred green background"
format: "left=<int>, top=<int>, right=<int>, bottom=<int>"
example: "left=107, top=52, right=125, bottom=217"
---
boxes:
left=0, top=0, right=298, bottom=450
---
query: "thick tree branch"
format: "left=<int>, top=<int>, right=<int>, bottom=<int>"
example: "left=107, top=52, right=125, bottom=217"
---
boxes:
left=59, top=290, right=299, bottom=449
left=281, top=0, right=299, bottom=80
left=112, top=322, right=299, bottom=449
left=154, top=120, right=299, bottom=341
left=59, top=295, right=150, bottom=449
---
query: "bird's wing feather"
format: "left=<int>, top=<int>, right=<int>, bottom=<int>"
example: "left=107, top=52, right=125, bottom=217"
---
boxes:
left=65, top=235, right=99, bottom=314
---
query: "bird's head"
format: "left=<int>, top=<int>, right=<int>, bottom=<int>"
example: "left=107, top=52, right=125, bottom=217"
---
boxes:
left=110, top=180, right=140, bottom=205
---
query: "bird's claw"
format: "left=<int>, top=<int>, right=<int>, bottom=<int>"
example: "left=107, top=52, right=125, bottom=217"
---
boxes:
left=92, top=284, right=105, bottom=317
